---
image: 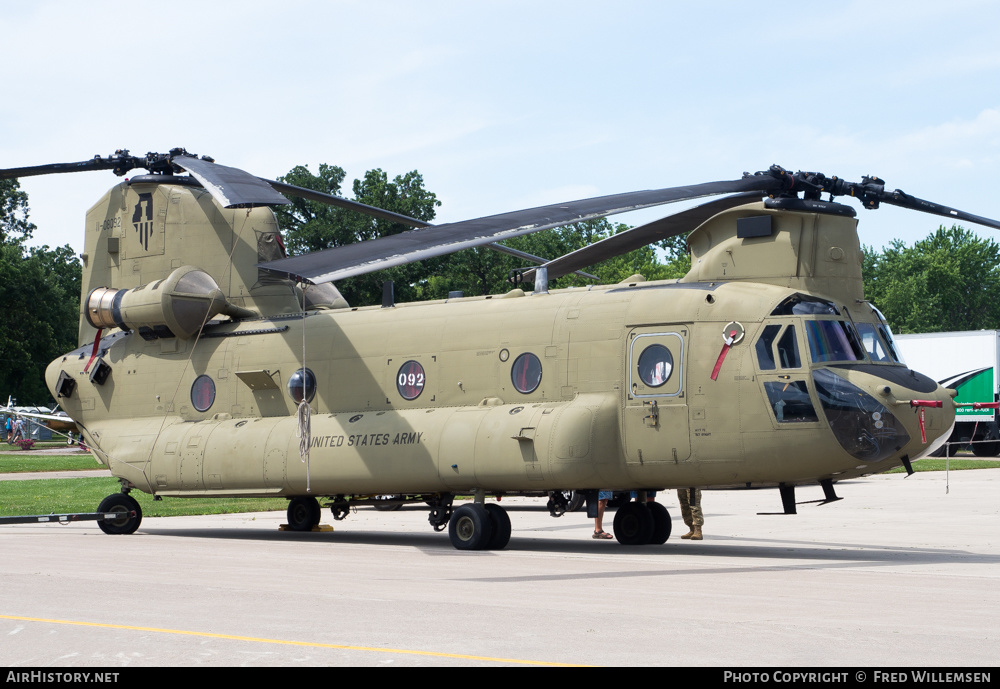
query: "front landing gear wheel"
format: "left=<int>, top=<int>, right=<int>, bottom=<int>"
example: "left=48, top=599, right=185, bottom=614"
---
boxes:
left=647, top=502, right=672, bottom=544
left=613, top=502, right=654, bottom=545
left=287, top=496, right=321, bottom=531
left=448, top=504, right=494, bottom=550
left=484, top=503, right=511, bottom=550
left=97, top=493, right=142, bottom=535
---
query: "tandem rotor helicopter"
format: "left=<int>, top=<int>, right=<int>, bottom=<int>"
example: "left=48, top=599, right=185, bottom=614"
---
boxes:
left=4, top=148, right=999, bottom=550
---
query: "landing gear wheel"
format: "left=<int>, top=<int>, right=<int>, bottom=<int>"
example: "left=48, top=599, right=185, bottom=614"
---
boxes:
left=97, top=493, right=142, bottom=535
left=613, top=502, right=654, bottom=545
left=547, top=491, right=569, bottom=517
left=373, top=495, right=404, bottom=511
left=566, top=491, right=586, bottom=512
left=484, top=503, right=511, bottom=550
left=287, top=496, right=321, bottom=531
left=448, top=504, right=494, bottom=550
left=972, top=440, right=1000, bottom=457
left=646, top=502, right=672, bottom=544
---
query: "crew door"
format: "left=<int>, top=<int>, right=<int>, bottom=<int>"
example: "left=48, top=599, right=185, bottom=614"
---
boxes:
left=623, top=328, right=690, bottom=464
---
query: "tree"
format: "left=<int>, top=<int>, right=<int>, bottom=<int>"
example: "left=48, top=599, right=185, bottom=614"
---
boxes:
left=1, top=179, right=36, bottom=243
left=0, top=181, right=81, bottom=405
left=420, top=219, right=691, bottom=299
left=274, top=164, right=440, bottom=306
left=864, top=225, right=1000, bottom=333
left=0, top=243, right=82, bottom=405
left=273, top=164, right=690, bottom=304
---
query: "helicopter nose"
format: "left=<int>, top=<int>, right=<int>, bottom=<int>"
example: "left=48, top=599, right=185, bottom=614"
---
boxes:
left=812, top=368, right=913, bottom=464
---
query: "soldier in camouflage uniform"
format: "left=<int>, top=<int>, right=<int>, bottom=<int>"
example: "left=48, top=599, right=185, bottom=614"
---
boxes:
left=677, top=487, right=703, bottom=540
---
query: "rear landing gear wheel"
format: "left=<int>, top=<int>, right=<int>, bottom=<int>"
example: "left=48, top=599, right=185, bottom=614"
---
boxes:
left=647, top=502, right=672, bottom=544
left=97, top=493, right=143, bottom=535
left=448, top=504, right=494, bottom=550
left=287, top=496, right=321, bottom=531
left=613, top=502, right=654, bottom=545
left=484, top=503, right=511, bottom=550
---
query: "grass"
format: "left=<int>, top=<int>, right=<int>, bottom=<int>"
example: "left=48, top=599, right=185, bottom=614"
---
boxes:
left=0, top=477, right=289, bottom=518
left=884, top=458, right=1000, bottom=473
left=2, top=451, right=998, bottom=519
left=0, top=453, right=103, bottom=473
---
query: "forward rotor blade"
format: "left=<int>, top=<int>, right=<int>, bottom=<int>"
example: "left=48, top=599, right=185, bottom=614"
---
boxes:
left=880, top=189, right=1000, bottom=231
left=258, top=175, right=783, bottom=284
left=488, top=243, right=599, bottom=280
left=171, top=156, right=289, bottom=208
left=521, top=193, right=761, bottom=282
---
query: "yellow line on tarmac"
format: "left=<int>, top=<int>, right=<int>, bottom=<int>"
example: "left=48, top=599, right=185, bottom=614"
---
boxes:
left=0, top=614, right=584, bottom=667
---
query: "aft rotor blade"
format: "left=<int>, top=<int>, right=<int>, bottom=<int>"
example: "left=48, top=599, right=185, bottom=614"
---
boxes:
left=263, top=178, right=430, bottom=228
left=171, top=156, right=289, bottom=208
left=258, top=175, right=783, bottom=284
left=263, top=179, right=596, bottom=277
left=520, top=193, right=761, bottom=282
left=0, top=155, right=140, bottom=180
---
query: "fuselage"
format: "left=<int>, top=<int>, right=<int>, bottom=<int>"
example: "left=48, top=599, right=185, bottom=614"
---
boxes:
left=46, top=276, right=955, bottom=498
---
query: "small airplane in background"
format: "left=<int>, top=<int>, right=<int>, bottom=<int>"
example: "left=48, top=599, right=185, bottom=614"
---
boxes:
left=2, top=397, right=79, bottom=437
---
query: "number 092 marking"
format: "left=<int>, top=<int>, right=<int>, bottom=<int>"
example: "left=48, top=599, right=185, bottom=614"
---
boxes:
left=396, top=361, right=425, bottom=400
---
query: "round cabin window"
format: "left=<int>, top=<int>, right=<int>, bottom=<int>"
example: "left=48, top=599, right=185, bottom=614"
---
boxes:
left=191, top=375, right=216, bottom=412
left=637, top=345, right=673, bottom=388
left=396, top=360, right=425, bottom=400
left=511, top=353, right=542, bottom=394
left=288, top=368, right=317, bottom=404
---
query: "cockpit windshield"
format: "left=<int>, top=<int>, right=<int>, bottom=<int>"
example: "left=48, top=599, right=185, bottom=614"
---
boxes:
left=870, top=305, right=905, bottom=365
left=758, top=297, right=905, bottom=369
left=855, top=322, right=896, bottom=362
left=804, top=320, right=864, bottom=363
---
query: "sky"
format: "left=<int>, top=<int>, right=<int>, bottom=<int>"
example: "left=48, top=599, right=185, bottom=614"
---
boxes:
left=3, top=0, right=1000, bottom=259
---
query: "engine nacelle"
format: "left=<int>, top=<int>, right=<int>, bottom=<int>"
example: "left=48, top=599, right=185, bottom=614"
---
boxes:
left=85, top=266, right=252, bottom=340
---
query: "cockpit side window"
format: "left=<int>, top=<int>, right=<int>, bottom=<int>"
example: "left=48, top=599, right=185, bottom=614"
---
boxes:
left=763, top=380, right=818, bottom=423
left=755, top=324, right=781, bottom=371
left=777, top=326, right=801, bottom=369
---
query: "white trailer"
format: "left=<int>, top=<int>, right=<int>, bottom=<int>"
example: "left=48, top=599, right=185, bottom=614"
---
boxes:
left=895, top=330, right=1000, bottom=456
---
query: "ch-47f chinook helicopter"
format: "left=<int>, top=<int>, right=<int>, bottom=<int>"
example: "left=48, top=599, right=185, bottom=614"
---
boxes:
left=5, top=149, right=999, bottom=550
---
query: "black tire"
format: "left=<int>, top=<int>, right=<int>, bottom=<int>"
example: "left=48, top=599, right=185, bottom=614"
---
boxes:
left=448, top=504, right=494, bottom=550
left=287, top=496, right=321, bottom=531
left=97, top=493, right=142, bottom=535
left=613, top=502, right=654, bottom=545
left=484, top=503, right=512, bottom=550
left=566, top=491, right=586, bottom=512
left=647, top=502, right=672, bottom=545
left=972, top=440, right=1000, bottom=457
